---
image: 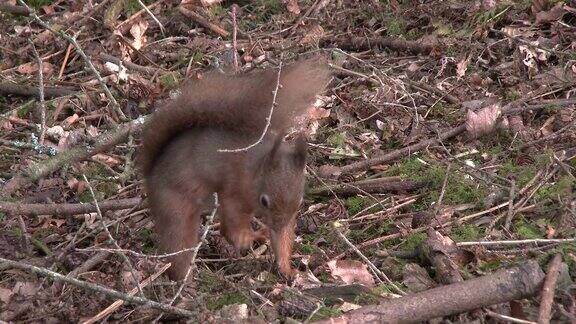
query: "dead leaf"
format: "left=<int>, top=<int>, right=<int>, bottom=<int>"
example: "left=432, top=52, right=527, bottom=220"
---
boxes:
left=327, top=260, right=375, bottom=287
left=130, top=20, right=149, bottom=50
left=0, top=286, right=13, bottom=304
left=284, top=0, right=300, bottom=15
left=535, top=3, right=565, bottom=25
left=456, top=56, right=470, bottom=80
left=300, top=24, right=324, bottom=45
left=92, top=153, right=121, bottom=167
left=338, top=302, right=362, bottom=312
left=63, top=113, right=79, bottom=126
left=465, top=103, right=502, bottom=138
left=402, top=263, right=436, bottom=292
left=13, top=282, right=37, bottom=297
left=531, top=0, right=547, bottom=15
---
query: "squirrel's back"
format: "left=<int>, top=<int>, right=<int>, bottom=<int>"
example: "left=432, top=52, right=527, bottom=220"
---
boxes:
left=139, top=57, right=330, bottom=176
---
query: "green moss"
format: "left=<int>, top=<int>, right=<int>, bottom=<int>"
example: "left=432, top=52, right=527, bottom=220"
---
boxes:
left=327, top=133, right=346, bottom=147
left=344, top=196, right=370, bottom=215
left=348, top=222, right=392, bottom=243
left=385, top=16, right=404, bottom=36
left=206, top=292, right=249, bottom=311
left=126, top=0, right=154, bottom=15
left=137, top=228, right=156, bottom=253
left=535, top=176, right=574, bottom=202
left=159, top=72, right=182, bottom=89
left=499, top=162, right=537, bottom=188
left=197, top=270, right=227, bottom=293
left=399, top=232, right=427, bottom=250
left=479, top=259, right=502, bottom=272
left=514, top=219, right=543, bottom=239
left=309, top=306, right=342, bottom=322
left=28, top=0, right=54, bottom=9
left=451, top=224, right=483, bottom=242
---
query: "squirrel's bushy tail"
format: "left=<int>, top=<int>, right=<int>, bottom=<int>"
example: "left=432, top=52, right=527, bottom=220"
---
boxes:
left=139, top=56, right=330, bottom=176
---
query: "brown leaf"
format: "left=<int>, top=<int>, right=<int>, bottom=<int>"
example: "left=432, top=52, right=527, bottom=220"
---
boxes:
left=327, top=260, right=376, bottom=287
left=130, top=20, right=149, bottom=50
left=402, top=263, right=436, bottom=292
left=531, top=0, right=547, bottom=15
left=0, top=286, right=13, bottom=304
left=535, top=3, right=565, bottom=24
left=465, top=103, right=502, bottom=138
left=92, top=153, right=122, bottom=167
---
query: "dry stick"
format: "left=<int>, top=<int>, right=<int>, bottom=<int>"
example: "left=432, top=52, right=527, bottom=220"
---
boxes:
left=320, top=35, right=434, bottom=55
left=406, top=79, right=460, bottom=105
left=218, top=58, right=283, bottom=153
left=83, top=262, right=172, bottom=324
left=0, top=257, right=196, bottom=318
left=82, top=174, right=144, bottom=296
left=178, top=6, right=229, bottom=38
left=485, top=310, right=537, bottom=324
left=99, top=53, right=160, bottom=75
left=58, top=42, right=74, bottom=79
left=456, top=238, right=576, bottom=247
left=17, top=0, right=126, bottom=120
left=67, top=251, right=113, bottom=279
left=332, top=222, right=405, bottom=295
left=155, top=193, right=219, bottom=322
left=137, top=0, right=164, bottom=35
left=0, top=198, right=142, bottom=216
left=316, top=261, right=545, bottom=324
left=308, top=178, right=424, bottom=196
left=338, top=98, right=576, bottom=176
left=2, top=117, right=146, bottom=195
left=231, top=5, right=238, bottom=71
left=0, top=82, right=76, bottom=98
left=28, top=40, right=46, bottom=144
left=116, top=0, right=167, bottom=35
left=538, top=254, right=564, bottom=324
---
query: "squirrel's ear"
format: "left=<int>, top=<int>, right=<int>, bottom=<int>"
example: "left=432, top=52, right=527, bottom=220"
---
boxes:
left=291, top=133, right=307, bottom=170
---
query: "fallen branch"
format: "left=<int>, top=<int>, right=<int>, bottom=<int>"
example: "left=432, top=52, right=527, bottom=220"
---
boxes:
left=337, top=97, right=576, bottom=176
left=99, top=53, right=161, bottom=75
left=320, top=35, right=435, bottom=55
left=0, top=198, right=143, bottom=216
left=309, top=178, right=425, bottom=196
left=316, top=260, right=545, bottom=324
left=2, top=117, right=147, bottom=195
left=0, top=257, right=197, bottom=319
left=538, top=254, right=563, bottom=324
left=0, top=82, right=76, bottom=98
left=178, top=6, right=229, bottom=38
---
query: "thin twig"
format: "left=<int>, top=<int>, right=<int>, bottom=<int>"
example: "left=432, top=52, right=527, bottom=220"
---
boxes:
left=17, top=0, right=126, bottom=120
left=137, top=0, right=164, bottom=35
left=155, top=193, right=219, bottom=322
left=82, top=174, right=144, bottom=296
left=83, top=262, right=172, bottom=324
left=0, top=257, right=197, bottom=319
left=28, top=40, right=46, bottom=144
left=218, top=57, right=283, bottom=152
left=485, top=310, right=537, bottom=324
left=332, top=221, right=405, bottom=295
left=231, top=5, right=238, bottom=71
left=456, top=238, right=576, bottom=247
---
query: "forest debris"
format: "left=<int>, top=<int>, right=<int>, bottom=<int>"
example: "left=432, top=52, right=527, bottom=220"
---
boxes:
left=320, top=36, right=435, bottom=55
left=538, top=254, right=563, bottom=324
left=0, top=82, right=75, bottom=98
left=0, top=198, right=143, bottom=216
left=315, top=261, right=545, bottom=324
left=327, top=260, right=375, bottom=287
left=465, top=103, right=503, bottom=138
left=308, top=178, right=425, bottom=196
left=178, top=6, right=229, bottom=38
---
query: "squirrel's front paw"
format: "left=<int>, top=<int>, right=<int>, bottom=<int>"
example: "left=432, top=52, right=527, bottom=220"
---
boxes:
left=226, top=228, right=257, bottom=251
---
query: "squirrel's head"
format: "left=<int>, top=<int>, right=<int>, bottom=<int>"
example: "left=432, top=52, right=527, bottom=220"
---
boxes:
left=256, top=133, right=306, bottom=231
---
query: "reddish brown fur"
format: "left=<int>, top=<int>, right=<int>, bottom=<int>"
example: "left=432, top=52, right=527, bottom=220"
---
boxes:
left=140, top=58, right=329, bottom=280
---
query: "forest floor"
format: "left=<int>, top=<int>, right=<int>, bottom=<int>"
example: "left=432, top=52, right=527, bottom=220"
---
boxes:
left=1, top=0, right=576, bottom=322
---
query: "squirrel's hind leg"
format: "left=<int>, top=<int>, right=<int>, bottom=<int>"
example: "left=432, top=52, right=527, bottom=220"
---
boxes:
left=149, top=185, right=208, bottom=281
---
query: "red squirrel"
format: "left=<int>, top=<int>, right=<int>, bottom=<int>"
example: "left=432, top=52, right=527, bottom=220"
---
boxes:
left=140, top=57, right=329, bottom=280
